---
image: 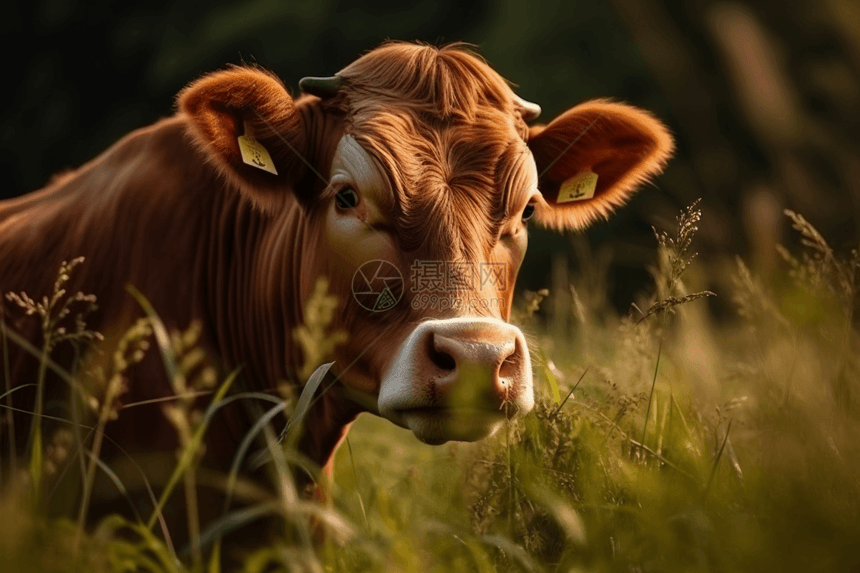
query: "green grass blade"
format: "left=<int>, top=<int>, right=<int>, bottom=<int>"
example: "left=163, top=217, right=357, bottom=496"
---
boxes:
left=552, top=366, right=589, bottom=418
left=29, top=424, right=42, bottom=508
left=125, top=284, right=180, bottom=384
left=222, top=402, right=288, bottom=515
left=346, top=437, right=369, bottom=529
left=0, top=323, right=88, bottom=401
left=1, top=314, right=16, bottom=477
left=703, top=419, right=732, bottom=500
left=282, top=362, right=334, bottom=452
left=146, top=371, right=236, bottom=530
left=641, top=311, right=668, bottom=447
left=538, top=350, right=561, bottom=404
left=207, top=538, right=221, bottom=573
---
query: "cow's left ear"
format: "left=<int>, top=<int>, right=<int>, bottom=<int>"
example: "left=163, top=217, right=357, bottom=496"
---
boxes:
left=177, top=67, right=307, bottom=213
left=527, top=100, right=673, bottom=230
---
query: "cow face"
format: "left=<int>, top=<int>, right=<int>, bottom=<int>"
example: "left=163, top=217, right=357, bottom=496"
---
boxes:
left=316, top=130, right=538, bottom=445
left=178, top=43, right=673, bottom=446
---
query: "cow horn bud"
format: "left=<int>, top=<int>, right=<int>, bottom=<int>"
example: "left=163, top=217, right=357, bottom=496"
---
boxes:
left=514, top=94, right=541, bottom=122
left=299, top=75, right=346, bottom=98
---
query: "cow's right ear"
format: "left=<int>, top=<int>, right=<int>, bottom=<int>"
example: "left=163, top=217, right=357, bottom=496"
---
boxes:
left=177, top=67, right=307, bottom=213
left=527, top=100, right=673, bottom=230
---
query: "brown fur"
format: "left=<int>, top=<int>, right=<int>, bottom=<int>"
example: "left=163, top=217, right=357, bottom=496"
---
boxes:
left=0, top=41, right=673, bottom=544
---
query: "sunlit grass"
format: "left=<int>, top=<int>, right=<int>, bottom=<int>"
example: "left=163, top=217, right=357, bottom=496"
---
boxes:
left=1, top=203, right=859, bottom=571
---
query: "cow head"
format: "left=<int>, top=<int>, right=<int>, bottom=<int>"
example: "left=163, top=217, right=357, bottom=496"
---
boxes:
left=177, top=43, right=673, bottom=447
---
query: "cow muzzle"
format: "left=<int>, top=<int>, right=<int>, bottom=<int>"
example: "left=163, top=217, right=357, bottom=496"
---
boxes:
left=378, top=317, right=534, bottom=445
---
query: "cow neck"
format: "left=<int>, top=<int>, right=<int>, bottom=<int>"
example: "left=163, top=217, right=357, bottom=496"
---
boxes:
left=204, top=187, right=306, bottom=393
left=204, top=101, right=362, bottom=476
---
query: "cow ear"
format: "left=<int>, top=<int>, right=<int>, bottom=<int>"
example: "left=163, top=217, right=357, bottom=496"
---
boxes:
left=527, top=100, right=673, bottom=230
left=177, top=67, right=307, bottom=213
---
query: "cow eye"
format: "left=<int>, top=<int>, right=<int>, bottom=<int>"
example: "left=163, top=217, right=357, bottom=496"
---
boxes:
left=521, top=203, right=536, bottom=222
left=334, top=187, right=360, bottom=210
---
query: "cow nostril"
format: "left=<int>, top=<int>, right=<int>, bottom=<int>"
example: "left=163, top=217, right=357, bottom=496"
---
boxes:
left=498, top=340, right=522, bottom=380
left=430, top=348, right=456, bottom=371
left=499, top=355, right=517, bottom=380
left=428, top=342, right=457, bottom=371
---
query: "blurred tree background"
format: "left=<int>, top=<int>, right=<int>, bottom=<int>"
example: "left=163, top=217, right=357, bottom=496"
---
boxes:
left=2, top=0, right=859, bottom=313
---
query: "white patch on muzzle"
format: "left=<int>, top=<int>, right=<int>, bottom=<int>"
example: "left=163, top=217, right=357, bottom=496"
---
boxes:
left=378, top=317, right=534, bottom=445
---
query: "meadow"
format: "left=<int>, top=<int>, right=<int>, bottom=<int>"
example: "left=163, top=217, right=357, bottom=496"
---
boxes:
left=1, top=202, right=858, bottom=572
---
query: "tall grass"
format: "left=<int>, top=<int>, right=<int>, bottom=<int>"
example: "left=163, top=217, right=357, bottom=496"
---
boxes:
left=0, top=203, right=858, bottom=572
left=4, top=257, right=102, bottom=511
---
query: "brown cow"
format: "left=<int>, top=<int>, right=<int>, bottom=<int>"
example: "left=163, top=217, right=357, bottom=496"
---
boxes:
left=0, top=42, right=672, bottom=542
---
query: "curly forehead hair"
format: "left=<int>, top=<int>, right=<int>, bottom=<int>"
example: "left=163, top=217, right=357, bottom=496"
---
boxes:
left=325, top=42, right=535, bottom=259
left=336, top=42, right=524, bottom=121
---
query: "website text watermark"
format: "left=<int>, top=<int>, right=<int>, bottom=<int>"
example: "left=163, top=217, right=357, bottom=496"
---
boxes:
left=351, top=260, right=508, bottom=312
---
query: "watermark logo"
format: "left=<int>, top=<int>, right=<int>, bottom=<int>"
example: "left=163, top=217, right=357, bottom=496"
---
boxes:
left=411, top=261, right=507, bottom=292
left=351, top=260, right=404, bottom=312
left=352, top=260, right=508, bottom=312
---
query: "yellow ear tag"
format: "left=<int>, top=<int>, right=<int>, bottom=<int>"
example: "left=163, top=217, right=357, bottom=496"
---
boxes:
left=238, top=135, right=278, bottom=175
left=557, top=170, right=598, bottom=203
